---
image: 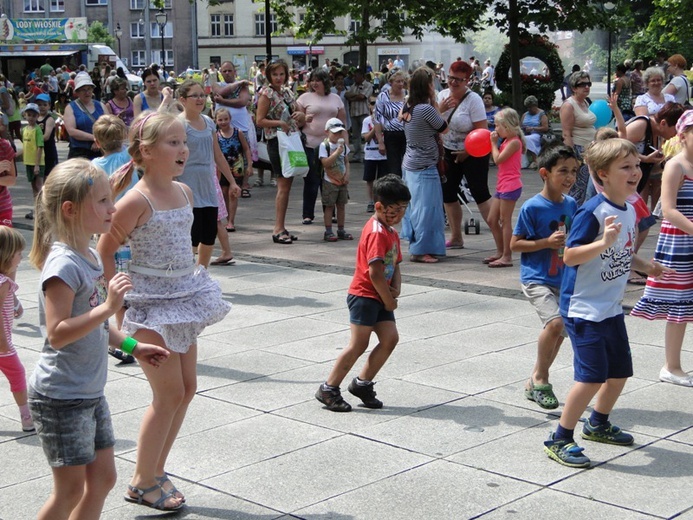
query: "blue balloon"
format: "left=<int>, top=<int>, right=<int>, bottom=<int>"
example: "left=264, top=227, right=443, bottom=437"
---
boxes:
left=589, top=99, right=612, bottom=128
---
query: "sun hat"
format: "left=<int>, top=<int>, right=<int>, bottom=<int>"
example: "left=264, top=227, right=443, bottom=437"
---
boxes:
left=676, top=109, right=693, bottom=136
left=22, top=103, right=39, bottom=115
left=325, top=117, right=345, bottom=133
left=74, top=72, right=95, bottom=91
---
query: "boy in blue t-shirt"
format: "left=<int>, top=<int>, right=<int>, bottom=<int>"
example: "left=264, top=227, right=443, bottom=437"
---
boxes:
left=511, top=145, right=579, bottom=411
left=544, top=139, right=670, bottom=468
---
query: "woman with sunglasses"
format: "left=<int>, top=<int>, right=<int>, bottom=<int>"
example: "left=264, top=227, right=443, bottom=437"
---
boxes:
left=560, top=71, right=597, bottom=206
left=437, top=60, right=491, bottom=249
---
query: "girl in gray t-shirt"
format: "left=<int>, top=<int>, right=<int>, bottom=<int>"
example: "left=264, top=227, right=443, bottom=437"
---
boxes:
left=27, top=159, right=170, bottom=517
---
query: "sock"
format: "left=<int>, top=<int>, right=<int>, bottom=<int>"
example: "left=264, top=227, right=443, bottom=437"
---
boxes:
left=356, top=377, right=371, bottom=386
left=18, top=403, right=30, bottom=418
left=589, top=410, right=609, bottom=426
left=323, top=382, right=338, bottom=390
left=325, top=226, right=333, bottom=234
left=555, top=424, right=574, bottom=441
left=338, top=226, right=345, bottom=232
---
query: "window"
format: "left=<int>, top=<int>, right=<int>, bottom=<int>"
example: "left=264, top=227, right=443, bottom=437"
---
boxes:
left=210, top=14, right=220, bottom=37
left=254, top=13, right=277, bottom=36
left=130, top=22, right=144, bottom=38
left=150, top=22, right=173, bottom=38
left=152, top=50, right=173, bottom=67
left=85, top=0, right=108, bottom=5
left=50, top=0, right=64, bottom=12
left=131, top=50, right=146, bottom=67
left=224, top=15, right=234, bottom=37
left=149, top=0, right=171, bottom=7
left=24, top=0, right=45, bottom=12
left=130, top=0, right=143, bottom=8
left=349, top=20, right=361, bottom=34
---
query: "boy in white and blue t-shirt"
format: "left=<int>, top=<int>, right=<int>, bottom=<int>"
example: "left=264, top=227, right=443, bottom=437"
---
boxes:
left=511, top=145, right=578, bottom=411
left=362, top=96, right=387, bottom=213
left=319, top=118, right=352, bottom=242
left=544, top=139, right=669, bottom=468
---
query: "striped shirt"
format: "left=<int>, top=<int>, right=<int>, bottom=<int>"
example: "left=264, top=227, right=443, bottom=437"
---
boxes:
left=375, top=89, right=405, bottom=132
left=401, top=104, right=447, bottom=172
left=0, top=274, right=17, bottom=357
left=347, top=81, right=373, bottom=117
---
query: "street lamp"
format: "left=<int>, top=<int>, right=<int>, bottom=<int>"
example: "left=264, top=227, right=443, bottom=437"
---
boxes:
left=603, top=2, right=616, bottom=95
left=155, top=9, right=167, bottom=76
left=114, top=23, right=123, bottom=58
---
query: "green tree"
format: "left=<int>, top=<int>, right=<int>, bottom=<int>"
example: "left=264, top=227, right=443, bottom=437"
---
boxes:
left=469, top=26, right=508, bottom=65
left=625, top=0, right=693, bottom=61
left=87, top=21, right=115, bottom=47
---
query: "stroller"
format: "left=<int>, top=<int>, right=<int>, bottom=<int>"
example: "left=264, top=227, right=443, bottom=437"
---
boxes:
left=457, top=177, right=481, bottom=234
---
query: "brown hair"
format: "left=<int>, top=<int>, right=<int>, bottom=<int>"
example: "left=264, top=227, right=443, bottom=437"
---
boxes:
left=0, top=227, right=25, bottom=275
left=93, top=114, right=127, bottom=153
left=584, top=138, right=638, bottom=186
left=265, top=60, right=289, bottom=85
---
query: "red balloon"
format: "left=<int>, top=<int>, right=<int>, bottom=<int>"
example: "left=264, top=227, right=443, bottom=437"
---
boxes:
left=464, top=128, right=492, bottom=157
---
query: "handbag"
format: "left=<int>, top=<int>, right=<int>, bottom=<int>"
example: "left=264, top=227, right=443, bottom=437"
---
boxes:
left=276, top=130, right=309, bottom=178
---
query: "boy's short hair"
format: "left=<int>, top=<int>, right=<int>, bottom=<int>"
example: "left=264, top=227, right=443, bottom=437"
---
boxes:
left=537, top=144, right=578, bottom=172
left=584, top=138, right=638, bottom=186
left=92, top=114, right=127, bottom=153
left=373, top=174, right=411, bottom=206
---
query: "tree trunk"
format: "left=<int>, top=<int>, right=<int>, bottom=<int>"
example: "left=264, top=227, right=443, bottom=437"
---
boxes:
left=359, top=5, right=369, bottom=71
left=508, top=0, right=523, bottom=113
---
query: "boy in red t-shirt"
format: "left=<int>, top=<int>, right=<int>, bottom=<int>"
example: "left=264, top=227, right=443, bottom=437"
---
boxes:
left=316, top=174, right=411, bottom=411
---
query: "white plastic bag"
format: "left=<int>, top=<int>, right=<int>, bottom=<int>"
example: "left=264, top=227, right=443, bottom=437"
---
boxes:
left=277, top=130, right=309, bottom=178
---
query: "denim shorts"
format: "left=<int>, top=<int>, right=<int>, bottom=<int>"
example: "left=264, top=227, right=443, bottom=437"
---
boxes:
left=28, top=390, right=115, bottom=467
left=347, top=294, right=395, bottom=327
left=563, top=314, right=633, bottom=383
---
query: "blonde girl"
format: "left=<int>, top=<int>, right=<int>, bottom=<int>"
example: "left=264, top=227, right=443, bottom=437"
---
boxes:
left=0, top=227, right=33, bottom=432
left=487, top=107, right=526, bottom=268
left=98, top=111, right=232, bottom=511
left=631, top=110, right=693, bottom=387
left=27, top=159, right=168, bottom=520
left=177, top=79, right=241, bottom=267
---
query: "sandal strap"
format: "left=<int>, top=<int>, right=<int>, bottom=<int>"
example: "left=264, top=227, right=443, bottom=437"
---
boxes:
left=128, top=483, right=176, bottom=510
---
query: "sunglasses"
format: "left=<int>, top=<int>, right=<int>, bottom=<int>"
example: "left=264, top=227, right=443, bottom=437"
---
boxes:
left=575, top=82, right=592, bottom=88
left=447, top=76, right=468, bottom=84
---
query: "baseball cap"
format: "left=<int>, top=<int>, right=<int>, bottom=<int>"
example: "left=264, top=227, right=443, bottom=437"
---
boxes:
left=325, top=118, right=345, bottom=133
left=35, top=93, right=51, bottom=103
left=22, top=103, right=39, bottom=115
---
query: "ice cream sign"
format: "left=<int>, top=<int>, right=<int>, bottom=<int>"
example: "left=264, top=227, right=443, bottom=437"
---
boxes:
left=0, top=17, right=88, bottom=41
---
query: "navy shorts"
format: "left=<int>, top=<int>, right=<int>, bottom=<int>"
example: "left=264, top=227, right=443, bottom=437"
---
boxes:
left=362, top=159, right=389, bottom=182
left=191, top=206, right=218, bottom=246
left=563, top=314, right=633, bottom=383
left=347, top=294, right=395, bottom=327
left=28, top=391, right=115, bottom=467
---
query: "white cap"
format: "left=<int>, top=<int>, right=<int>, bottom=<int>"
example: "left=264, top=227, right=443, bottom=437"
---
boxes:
left=325, top=117, right=345, bottom=133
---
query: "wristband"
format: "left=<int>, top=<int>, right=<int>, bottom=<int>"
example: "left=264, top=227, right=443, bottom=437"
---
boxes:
left=120, top=336, right=138, bottom=354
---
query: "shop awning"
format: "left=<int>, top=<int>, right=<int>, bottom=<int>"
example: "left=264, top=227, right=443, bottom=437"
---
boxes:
left=0, top=49, right=78, bottom=57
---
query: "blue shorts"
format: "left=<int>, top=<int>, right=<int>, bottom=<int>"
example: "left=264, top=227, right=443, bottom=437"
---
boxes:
left=28, top=390, right=115, bottom=467
left=494, top=187, right=522, bottom=201
left=362, top=159, right=388, bottom=182
left=347, top=294, right=395, bottom=327
left=563, top=314, right=633, bottom=383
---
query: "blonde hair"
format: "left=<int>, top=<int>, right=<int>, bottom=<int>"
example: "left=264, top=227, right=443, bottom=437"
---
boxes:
left=494, top=108, right=526, bottom=152
left=583, top=138, right=638, bottom=186
left=92, top=114, right=127, bottom=153
left=0, top=227, right=25, bottom=275
left=110, top=111, right=181, bottom=197
left=29, top=159, right=107, bottom=269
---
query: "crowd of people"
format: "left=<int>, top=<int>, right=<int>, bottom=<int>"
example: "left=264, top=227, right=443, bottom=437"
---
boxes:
left=0, top=49, right=692, bottom=516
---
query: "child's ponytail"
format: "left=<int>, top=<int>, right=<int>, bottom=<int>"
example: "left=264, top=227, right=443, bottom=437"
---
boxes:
left=110, top=159, right=136, bottom=198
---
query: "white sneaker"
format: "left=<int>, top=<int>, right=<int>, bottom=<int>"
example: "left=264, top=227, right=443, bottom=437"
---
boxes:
left=21, top=413, right=35, bottom=432
left=659, top=368, right=693, bottom=387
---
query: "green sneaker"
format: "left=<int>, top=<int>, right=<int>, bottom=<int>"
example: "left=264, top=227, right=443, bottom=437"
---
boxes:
left=543, top=432, right=591, bottom=468
left=581, top=420, right=634, bottom=446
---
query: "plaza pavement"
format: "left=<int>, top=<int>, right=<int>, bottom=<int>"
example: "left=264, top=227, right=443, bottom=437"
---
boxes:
left=0, top=141, right=691, bottom=519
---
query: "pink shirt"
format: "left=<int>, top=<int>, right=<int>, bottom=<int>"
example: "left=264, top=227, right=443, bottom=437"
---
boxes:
left=496, top=137, right=523, bottom=193
left=296, top=92, right=345, bottom=149
left=0, top=274, right=17, bottom=357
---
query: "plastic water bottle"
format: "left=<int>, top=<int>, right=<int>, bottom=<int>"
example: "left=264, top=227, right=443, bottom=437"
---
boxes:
left=115, top=244, right=131, bottom=273
left=557, top=221, right=566, bottom=258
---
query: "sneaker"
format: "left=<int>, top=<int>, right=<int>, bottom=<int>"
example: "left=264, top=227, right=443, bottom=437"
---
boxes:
left=347, top=378, right=383, bottom=409
left=581, top=420, right=634, bottom=446
left=367, top=201, right=375, bottom=213
left=315, top=384, right=352, bottom=412
left=270, top=179, right=278, bottom=187
left=21, top=414, right=35, bottom=433
left=543, top=432, right=591, bottom=468
left=108, top=347, right=136, bottom=364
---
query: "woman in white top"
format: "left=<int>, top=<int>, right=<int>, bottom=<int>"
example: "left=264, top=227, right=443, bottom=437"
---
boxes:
left=635, top=67, right=676, bottom=116
left=663, top=54, right=690, bottom=106
left=560, top=71, right=597, bottom=206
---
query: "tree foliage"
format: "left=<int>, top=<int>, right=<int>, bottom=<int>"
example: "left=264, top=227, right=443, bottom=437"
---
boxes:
left=625, top=0, right=693, bottom=61
left=87, top=21, right=115, bottom=47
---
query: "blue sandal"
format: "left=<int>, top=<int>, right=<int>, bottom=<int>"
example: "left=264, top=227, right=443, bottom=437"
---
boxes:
left=125, top=483, right=182, bottom=511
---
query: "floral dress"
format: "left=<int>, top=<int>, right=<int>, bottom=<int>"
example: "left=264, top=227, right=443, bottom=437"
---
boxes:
left=262, top=86, right=299, bottom=141
left=122, top=183, right=231, bottom=353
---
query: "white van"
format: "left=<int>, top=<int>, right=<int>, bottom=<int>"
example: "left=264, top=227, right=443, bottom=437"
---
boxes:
left=88, top=44, right=143, bottom=92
